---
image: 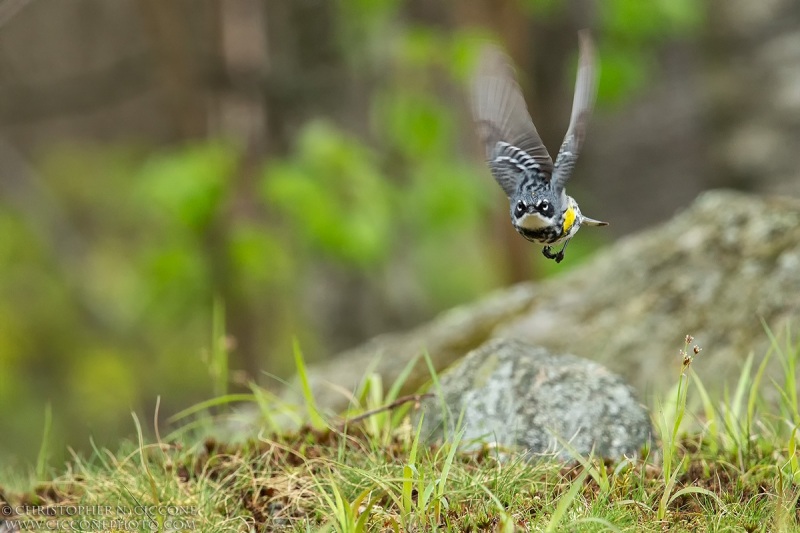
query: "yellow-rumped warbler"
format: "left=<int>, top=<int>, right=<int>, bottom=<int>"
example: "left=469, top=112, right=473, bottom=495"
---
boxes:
left=472, top=31, right=607, bottom=263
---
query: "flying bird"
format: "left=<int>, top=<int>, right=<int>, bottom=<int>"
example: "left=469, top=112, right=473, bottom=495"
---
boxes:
left=472, top=31, right=607, bottom=263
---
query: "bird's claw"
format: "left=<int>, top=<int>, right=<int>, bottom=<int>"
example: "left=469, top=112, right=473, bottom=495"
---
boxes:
left=542, top=243, right=568, bottom=263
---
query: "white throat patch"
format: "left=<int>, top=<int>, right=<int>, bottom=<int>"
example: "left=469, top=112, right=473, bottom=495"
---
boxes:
left=516, top=212, right=550, bottom=230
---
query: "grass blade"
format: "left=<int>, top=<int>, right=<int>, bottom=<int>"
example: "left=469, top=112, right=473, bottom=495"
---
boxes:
left=35, top=402, right=52, bottom=479
left=546, top=467, right=589, bottom=533
left=294, top=338, right=327, bottom=430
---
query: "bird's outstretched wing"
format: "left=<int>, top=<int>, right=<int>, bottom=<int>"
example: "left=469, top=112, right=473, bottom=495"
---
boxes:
left=471, top=44, right=553, bottom=197
left=551, top=31, right=598, bottom=193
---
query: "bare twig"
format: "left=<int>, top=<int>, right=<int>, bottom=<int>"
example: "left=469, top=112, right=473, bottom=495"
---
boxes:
left=339, top=393, right=435, bottom=427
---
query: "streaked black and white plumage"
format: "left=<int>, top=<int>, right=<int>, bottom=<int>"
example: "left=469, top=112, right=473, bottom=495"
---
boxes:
left=472, top=31, right=607, bottom=263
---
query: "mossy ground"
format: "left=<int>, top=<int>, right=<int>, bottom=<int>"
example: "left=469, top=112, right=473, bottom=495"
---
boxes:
left=0, top=418, right=798, bottom=532
left=2, top=333, right=799, bottom=532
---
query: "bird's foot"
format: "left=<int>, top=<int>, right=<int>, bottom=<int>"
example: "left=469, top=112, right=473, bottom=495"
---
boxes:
left=542, top=242, right=569, bottom=263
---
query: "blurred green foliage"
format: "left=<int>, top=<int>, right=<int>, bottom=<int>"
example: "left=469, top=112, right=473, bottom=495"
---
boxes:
left=0, top=0, right=702, bottom=467
left=0, top=43, right=498, bottom=467
left=525, top=0, right=702, bottom=102
left=138, top=143, right=235, bottom=231
left=264, top=123, right=393, bottom=266
left=597, top=0, right=702, bottom=102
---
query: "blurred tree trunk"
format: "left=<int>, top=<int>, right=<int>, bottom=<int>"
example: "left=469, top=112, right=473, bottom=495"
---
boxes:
left=208, top=0, right=271, bottom=382
left=139, top=0, right=274, bottom=381
left=453, top=0, right=537, bottom=283
left=261, top=0, right=429, bottom=359
left=137, top=0, right=208, bottom=139
left=706, top=0, right=800, bottom=196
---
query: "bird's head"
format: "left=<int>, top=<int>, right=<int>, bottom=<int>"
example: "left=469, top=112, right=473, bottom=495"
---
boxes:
left=511, top=193, right=560, bottom=231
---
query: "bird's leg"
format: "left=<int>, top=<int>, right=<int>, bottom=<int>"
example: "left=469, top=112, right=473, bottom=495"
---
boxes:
left=553, top=238, right=572, bottom=263
left=542, top=240, right=572, bottom=262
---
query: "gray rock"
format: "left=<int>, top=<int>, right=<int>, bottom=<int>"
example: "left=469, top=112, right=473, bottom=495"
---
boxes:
left=416, top=339, right=652, bottom=460
left=295, top=190, right=800, bottom=413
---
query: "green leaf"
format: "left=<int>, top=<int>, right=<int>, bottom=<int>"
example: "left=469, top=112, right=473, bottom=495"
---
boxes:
left=374, top=91, right=453, bottom=159
left=263, top=121, right=392, bottom=266
left=137, top=142, right=237, bottom=230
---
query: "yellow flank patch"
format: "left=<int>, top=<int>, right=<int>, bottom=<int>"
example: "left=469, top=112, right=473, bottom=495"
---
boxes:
left=562, top=204, right=577, bottom=234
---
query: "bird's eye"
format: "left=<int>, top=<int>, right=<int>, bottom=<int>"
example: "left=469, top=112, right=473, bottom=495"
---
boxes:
left=537, top=199, right=553, bottom=216
left=514, top=201, right=526, bottom=217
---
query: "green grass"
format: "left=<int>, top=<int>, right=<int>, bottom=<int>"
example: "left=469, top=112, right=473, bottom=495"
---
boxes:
left=2, top=329, right=800, bottom=532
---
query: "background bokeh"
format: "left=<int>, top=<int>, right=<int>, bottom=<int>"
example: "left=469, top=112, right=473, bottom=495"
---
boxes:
left=0, top=0, right=798, bottom=467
